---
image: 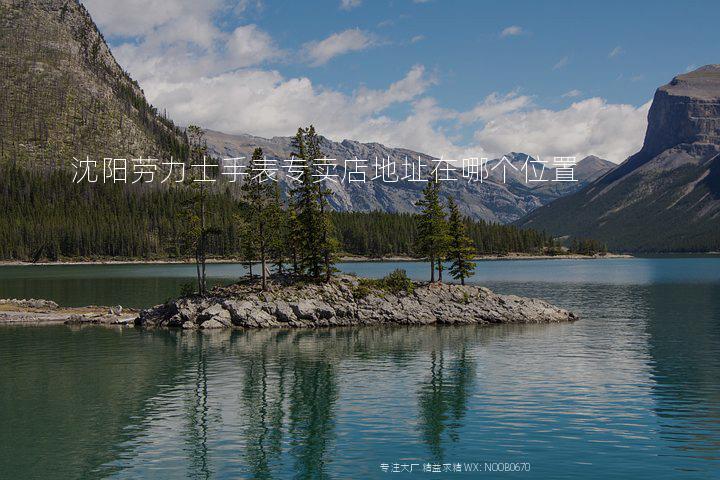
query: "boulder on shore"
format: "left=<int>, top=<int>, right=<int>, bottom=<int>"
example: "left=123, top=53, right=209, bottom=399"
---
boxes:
left=135, top=275, right=577, bottom=329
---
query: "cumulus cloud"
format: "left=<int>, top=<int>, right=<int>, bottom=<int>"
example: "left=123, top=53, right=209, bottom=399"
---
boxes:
left=473, top=98, right=651, bottom=162
left=226, top=25, right=283, bottom=67
left=500, top=25, right=523, bottom=37
left=303, top=29, right=376, bottom=66
left=84, top=0, right=649, bottom=163
left=458, top=91, right=533, bottom=123
left=410, top=35, right=425, bottom=44
left=141, top=65, right=441, bottom=145
left=83, top=0, right=223, bottom=37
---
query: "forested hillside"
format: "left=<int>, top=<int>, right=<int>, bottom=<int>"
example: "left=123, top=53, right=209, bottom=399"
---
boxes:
left=0, top=163, right=558, bottom=261
left=0, top=0, right=187, bottom=165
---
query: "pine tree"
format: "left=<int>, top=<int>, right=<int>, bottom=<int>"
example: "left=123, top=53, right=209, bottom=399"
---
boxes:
left=305, top=125, right=338, bottom=282
left=268, top=186, right=288, bottom=275
left=447, top=197, right=476, bottom=285
left=240, top=147, right=281, bottom=290
left=185, top=125, right=218, bottom=296
left=416, top=177, right=450, bottom=282
left=290, top=125, right=337, bottom=281
left=291, top=128, right=322, bottom=278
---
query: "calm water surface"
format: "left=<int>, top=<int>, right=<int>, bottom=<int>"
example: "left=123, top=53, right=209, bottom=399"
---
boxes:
left=1, top=258, right=719, bottom=479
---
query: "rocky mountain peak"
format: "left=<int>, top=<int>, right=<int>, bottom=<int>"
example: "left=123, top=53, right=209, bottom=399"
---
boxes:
left=661, top=64, right=720, bottom=100
left=640, top=65, right=720, bottom=160
left=517, top=66, right=720, bottom=251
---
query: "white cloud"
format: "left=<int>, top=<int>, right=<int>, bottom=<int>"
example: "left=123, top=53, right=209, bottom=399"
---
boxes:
left=353, top=65, right=437, bottom=114
left=83, top=0, right=222, bottom=37
left=608, top=46, right=623, bottom=58
left=458, top=91, right=533, bottom=123
left=339, top=0, right=362, bottom=10
left=410, top=35, right=425, bottom=44
left=143, top=65, right=448, bottom=151
left=303, top=29, right=376, bottom=66
left=84, top=0, right=650, bottom=164
left=226, top=25, right=282, bottom=67
left=111, top=22, right=281, bottom=84
left=473, top=98, right=651, bottom=162
left=553, top=56, right=569, bottom=70
left=561, top=89, right=582, bottom=98
left=500, top=25, right=523, bottom=37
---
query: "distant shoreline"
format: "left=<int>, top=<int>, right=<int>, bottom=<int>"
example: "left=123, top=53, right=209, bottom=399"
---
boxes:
left=0, top=252, right=638, bottom=266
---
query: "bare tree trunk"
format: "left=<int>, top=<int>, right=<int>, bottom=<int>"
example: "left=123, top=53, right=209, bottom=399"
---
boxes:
left=260, top=247, right=267, bottom=291
left=199, top=184, right=207, bottom=295
left=430, top=256, right=435, bottom=283
left=195, top=248, right=201, bottom=295
left=260, top=221, right=267, bottom=290
left=437, top=258, right=443, bottom=283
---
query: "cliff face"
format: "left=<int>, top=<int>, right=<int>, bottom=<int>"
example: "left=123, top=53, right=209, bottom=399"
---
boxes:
left=635, top=65, right=720, bottom=162
left=517, top=65, right=720, bottom=252
left=0, top=0, right=186, bottom=165
left=206, top=130, right=614, bottom=223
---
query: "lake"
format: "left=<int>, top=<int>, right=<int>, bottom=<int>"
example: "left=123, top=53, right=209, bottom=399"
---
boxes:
left=1, top=258, right=719, bottom=479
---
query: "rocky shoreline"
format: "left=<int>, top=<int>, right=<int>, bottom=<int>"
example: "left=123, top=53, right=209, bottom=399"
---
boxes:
left=0, top=299, right=136, bottom=326
left=136, top=275, right=578, bottom=330
left=0, top=252, right=633, bottom=266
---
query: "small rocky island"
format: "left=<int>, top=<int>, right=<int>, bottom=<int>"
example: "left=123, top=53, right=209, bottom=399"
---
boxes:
left=135, top=273, right=578, bottom=329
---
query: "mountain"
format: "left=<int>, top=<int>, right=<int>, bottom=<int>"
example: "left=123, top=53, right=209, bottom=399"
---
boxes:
left=517, top=65, right=720, bottom=251
left=206, top=130, right=614, bottom=223
left=0, top=0, right=186, bottom=165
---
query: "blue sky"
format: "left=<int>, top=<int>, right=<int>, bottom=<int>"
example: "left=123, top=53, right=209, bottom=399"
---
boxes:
left=83, top=0, right=718, bottom=162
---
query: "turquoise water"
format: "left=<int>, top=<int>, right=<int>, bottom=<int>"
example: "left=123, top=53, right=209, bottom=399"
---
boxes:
left=1, top=257, right=719, bottom=308
left=1, top=258, right=719, bottom=478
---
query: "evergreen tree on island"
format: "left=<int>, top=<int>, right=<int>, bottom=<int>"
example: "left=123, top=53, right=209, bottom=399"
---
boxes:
left=184, top=125, right=220, bottom=296
left=306, top=126, right=339, bottom=282
left=416, top=177, right=450, bottom=282
left=447, top=196, right=476, bottom=285
left=268, top=187, right=290, bottom=275
left=290, top=126, right=338, bottom=282
left=240, top=147, right=281, bottom=291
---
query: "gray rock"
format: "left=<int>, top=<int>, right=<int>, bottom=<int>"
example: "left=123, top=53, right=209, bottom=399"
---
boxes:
left=200, top=318, right=225, bottom=329
left=274, top=301, right=297, bottom=323
left=197, top=303, right=232, bottom=326
left=290, top=300, right=318, bottom=320
left=223, top=300, right=255, bottom=323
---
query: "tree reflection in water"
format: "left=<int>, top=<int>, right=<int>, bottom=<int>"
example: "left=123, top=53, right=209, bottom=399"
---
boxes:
left=185, top=346, right=213, bottom=479
left=235, top=330, right=339, bottom=480
left=417, top=344, right=475, bottom=461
